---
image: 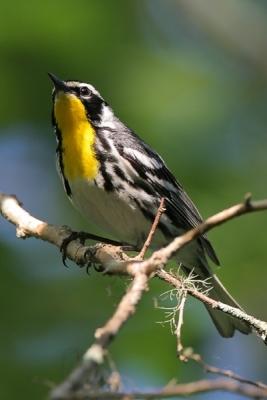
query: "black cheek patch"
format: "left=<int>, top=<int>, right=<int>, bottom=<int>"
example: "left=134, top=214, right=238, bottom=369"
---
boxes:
left=83, top=94, right=103, bottom=123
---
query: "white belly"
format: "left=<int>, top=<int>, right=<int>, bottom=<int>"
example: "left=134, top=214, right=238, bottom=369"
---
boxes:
left=69, top=178, right=167, bottom=248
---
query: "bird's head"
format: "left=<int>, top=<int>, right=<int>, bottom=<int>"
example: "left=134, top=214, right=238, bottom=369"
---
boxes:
left=48, top=73, right=107, bottom=129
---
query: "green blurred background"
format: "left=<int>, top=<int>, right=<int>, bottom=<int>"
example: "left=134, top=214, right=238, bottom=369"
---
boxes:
left=1, top=0, right=267, bottom=399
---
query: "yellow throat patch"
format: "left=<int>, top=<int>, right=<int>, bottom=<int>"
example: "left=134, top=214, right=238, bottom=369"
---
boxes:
left=54, top=92, right=99, bottom=182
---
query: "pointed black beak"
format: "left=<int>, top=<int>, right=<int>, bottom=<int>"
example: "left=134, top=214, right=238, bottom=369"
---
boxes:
left=48, top=72, right=68, bottom=92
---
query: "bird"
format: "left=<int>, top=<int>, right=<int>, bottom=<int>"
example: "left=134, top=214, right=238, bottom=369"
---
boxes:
left=48, top=73, right=250, bottom=338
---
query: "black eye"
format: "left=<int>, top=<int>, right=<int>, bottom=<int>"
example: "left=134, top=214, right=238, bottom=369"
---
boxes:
left=80, top=86, right=91, bottom=97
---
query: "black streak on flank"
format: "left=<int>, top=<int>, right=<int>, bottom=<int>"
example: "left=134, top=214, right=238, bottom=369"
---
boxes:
left=113, top=164, right=126, bottom=181
left=97, top=133, right=111, bottom=152
left=96, top=134, right=118, bottom=163
left=94, top=139, right=116, bottom=191
left=96, top=154, right=114, bottom=192
left=101, top=165, right=114, bottom=192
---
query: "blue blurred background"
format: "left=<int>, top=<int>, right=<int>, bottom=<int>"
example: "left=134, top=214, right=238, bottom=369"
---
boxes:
left=1, top=0, right=267, bottom=398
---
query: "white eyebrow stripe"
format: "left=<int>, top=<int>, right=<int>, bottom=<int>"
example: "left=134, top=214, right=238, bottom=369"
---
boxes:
left=65, top=81, right=102, bottom=98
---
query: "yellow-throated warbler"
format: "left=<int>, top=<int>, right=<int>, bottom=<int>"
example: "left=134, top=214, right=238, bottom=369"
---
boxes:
left=48, top=73, right=250, bottom=338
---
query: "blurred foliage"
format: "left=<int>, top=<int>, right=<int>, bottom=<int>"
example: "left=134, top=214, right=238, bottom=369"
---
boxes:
left=1, top=0, right=267, bottom=399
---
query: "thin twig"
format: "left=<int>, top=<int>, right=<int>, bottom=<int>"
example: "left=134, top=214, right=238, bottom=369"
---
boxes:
left=138, top=197, right=165, bottom=260
left=196, top=355, right=267, bottom=390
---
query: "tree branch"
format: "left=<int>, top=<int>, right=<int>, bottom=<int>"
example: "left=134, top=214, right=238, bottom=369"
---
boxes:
left=1, top=192, right=267, bottom=341
left=1, top=192, right=267, bottom=270
left=51, top=270, right=149, bottom=399
left=49, top=378, right=267, bottom=399
left=1, top=191, right=267, bottom=399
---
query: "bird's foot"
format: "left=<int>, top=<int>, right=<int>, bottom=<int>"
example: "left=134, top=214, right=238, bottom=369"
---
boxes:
left=60, top=231, right=87, bottom=267
left=60, top=231, right=131, bottom=267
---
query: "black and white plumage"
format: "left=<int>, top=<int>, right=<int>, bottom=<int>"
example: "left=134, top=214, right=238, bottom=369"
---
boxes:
left=49, top=73, right=251, bottom=338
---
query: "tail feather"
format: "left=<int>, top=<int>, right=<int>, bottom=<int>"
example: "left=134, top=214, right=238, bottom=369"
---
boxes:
left=204, top=275, right=251, bottom=337
left=179, top=242, right=251, bottom=337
